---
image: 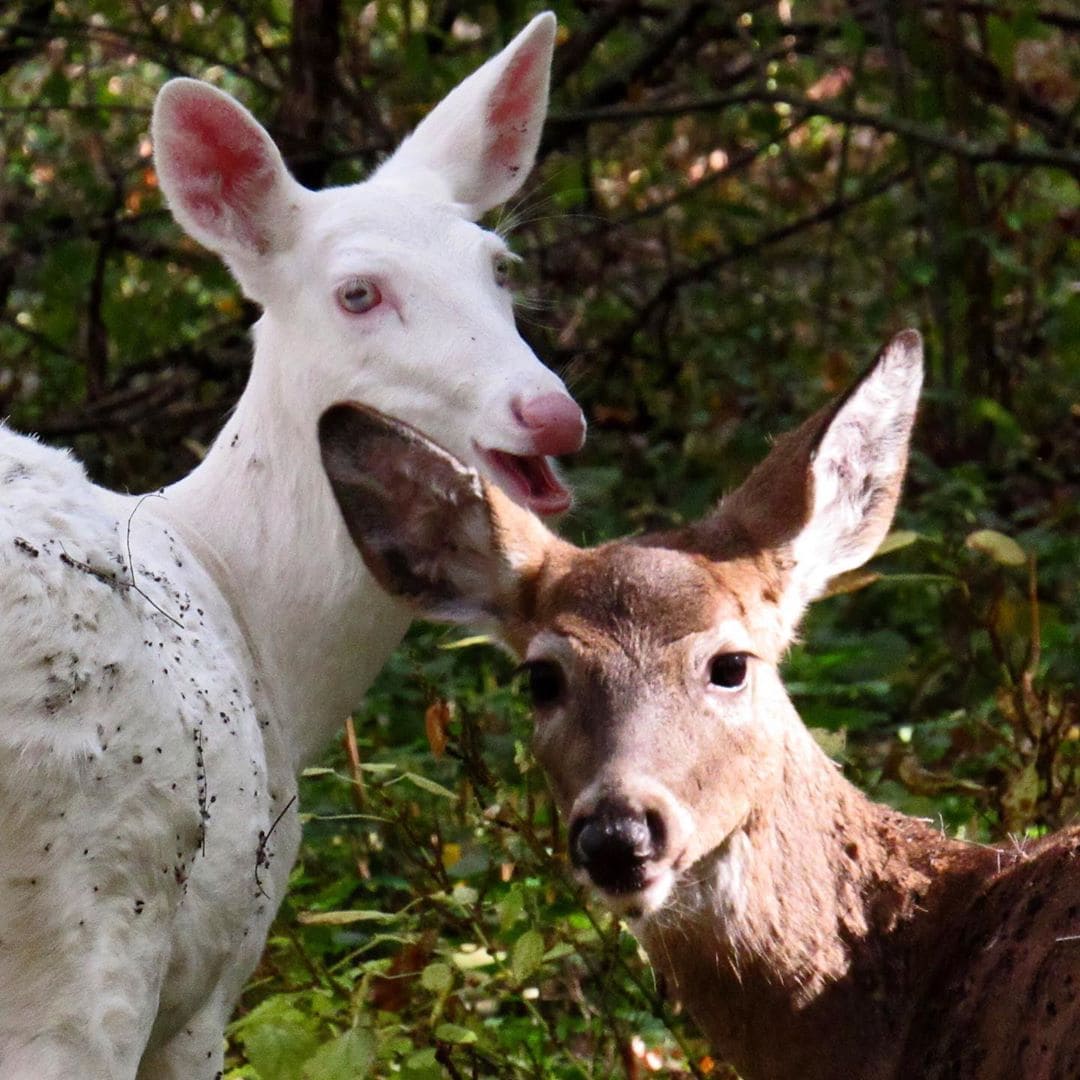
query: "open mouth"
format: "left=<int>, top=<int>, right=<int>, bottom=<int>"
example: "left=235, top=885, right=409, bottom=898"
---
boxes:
left=480, top=447, right=571, bottom=515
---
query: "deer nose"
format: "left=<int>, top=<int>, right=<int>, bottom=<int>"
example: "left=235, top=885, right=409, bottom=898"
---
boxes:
left=513, top=393, right=586, bottom=456
left=569, top=798, right=667, bottom=896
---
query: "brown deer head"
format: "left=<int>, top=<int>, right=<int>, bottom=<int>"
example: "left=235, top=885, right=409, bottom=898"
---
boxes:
left=318, top=331, right=923, bottom=920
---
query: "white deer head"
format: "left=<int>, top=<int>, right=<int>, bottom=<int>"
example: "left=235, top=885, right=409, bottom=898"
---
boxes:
left=152, top=12, right=583, bottom=515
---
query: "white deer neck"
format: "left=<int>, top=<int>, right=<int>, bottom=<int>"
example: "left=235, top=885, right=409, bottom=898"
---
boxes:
left=158, top=327, right=413, bottom=770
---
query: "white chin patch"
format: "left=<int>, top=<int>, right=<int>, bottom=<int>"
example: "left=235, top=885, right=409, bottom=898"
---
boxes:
left=710, top=830, right=750, bottom=925
left=597, top=869, right=676, bottom=922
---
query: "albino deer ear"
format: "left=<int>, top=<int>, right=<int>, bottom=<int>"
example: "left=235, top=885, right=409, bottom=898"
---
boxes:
left=372, top=12, right=556, bottom=218
left=152, top=79, right=305, bottom=270
left=318, top=403, right=554, bottom=624
left=712, top=330, right=923, bottom=623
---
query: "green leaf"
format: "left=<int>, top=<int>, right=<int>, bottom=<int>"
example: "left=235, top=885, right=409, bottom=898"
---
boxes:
left=421, top=962, right=454, bottom=994
left=438, top=634, right=492, bottom=650
left=402, top=1048, right=441, bottom=1080
left=875, top=529, right=922, bottom=556
left=434, top=1022, right=477, bottom=1045
left=966, top=529, right=1027, bottom=567
left=839, top=14, right=866, bottom=51
left=451, top=944, right=496, bottom=970
left=810, top=727, right=847, bottom=760
left=542, top=942, right=576, bottom=963
left=986, top=15, right=1016, bottom=74
left=403, top=772, right=457, bottom=800
left=1001, top=761, right=1040, bottom=830
left=498, top=885, right=525, bottom=931
left=234, top=1005, right=321, bottom=1080
left=301, top=1028, right=376, bottom=1080
left=511, top=928, right=545, bottom=983
left=968, top=397, right=1022, bottom=442
left=296, top=909, right=398, bottom=926
left=821, top=569, right=881, bottom=598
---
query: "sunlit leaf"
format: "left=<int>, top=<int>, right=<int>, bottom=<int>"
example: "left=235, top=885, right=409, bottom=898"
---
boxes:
left=874, top=529, right=921, bottom=557
left=434, top=1022, right=477, bottom=1044
left=511, top=928, right=545, bottom=983
left=403, top=772, right=457, bottom=800
left=809, top=728, right=846, bottom=759
left=438, top=635, right=492, bottom=650
left=296, top=909, right=399, bottom=926
left=421, top=962, right=454, bottom=994
left=965, top=529, right=1027, bottom=567
left=451, top=945, right=496, bottom=971
left=821, top=569, right=881, bottom=597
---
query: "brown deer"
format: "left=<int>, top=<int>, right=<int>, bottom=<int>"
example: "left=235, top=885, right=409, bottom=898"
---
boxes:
left=318, top=330, right=1080, bottom=1080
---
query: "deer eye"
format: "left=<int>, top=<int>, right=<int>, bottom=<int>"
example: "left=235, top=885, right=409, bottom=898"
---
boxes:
left=336, top=278, right=382, bottom=314
left=709, top=652, right=748, bottom=690
left=522, top=660, right=564, bottom=709
left=493, top=256, right=513, bottom=289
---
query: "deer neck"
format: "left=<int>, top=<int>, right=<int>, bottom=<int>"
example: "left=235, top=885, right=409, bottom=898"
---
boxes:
left=157, top=317, right=413, bottom=770
left=639, top=719, right=987, bottom=1080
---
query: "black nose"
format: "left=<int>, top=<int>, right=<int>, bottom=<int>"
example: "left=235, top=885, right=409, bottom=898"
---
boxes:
left=569, top=798, right=667, bottom=895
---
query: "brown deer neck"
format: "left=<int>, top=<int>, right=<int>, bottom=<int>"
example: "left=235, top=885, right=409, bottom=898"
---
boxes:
left=638, top=724, right=991, bottom=1080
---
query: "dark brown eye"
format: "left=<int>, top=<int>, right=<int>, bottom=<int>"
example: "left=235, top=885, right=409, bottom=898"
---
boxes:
left=523, top=660, right=563, bottom=708
left=709, top=652, right=748, bottom=690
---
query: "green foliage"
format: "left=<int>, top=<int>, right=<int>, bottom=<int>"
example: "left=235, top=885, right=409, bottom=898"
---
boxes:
left=1, top=0, right=1077, bottom=1076
left=225, top=627, right=711, bottom=1076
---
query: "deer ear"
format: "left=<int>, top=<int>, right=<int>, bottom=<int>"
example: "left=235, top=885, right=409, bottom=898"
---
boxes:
left=707, top=330, right=923, bottom=624
left=318, top=403, right=554, bottom=624
left=153, top=79, right=306, bottom=274
left=372, top=12, right=556, bottom=218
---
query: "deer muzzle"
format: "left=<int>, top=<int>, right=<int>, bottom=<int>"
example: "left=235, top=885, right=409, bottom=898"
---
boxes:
left=570, top=797, right=666, bottom=894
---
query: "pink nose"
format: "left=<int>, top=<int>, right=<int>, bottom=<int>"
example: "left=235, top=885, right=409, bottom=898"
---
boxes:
left=514, top=393, right=586, bottom=456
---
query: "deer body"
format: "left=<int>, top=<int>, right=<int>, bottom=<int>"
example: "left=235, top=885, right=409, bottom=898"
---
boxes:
left=635, top=722, right=1080, bottom=1079
left=0, top=15, right=585, bottom=1078
left=321, top=330, right=1080, bottom=1080
left=0, top=436, right=293, bottom=1078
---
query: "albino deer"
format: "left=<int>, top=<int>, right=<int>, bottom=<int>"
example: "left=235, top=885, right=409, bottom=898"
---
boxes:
left=320, top=330, right=1080, bottom=1080
left=0, top=14, right=583, bottom=1079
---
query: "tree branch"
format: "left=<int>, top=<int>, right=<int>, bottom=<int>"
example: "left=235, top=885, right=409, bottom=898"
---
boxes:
left=275, top=0, right=342, bottom=188
left=603, top=165, right=913, bottom=359
left=549, top=91, right=1080, bottom=174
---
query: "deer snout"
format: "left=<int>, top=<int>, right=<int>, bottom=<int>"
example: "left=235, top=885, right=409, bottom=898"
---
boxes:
left=569, top=797, right=670, bottom=899
left=513, top=392, right=586, bottom=456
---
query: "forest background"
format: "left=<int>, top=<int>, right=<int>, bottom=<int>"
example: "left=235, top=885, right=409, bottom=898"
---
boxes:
left=1, top=0, right=1078, bottom=1076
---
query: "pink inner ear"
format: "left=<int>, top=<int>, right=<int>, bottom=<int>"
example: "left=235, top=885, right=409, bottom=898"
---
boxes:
left=485, top=44, right=545, bottom=168
left=164, top=91, right=276, bottom=251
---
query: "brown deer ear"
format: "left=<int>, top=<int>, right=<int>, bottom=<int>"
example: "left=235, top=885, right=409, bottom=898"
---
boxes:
left=697, top=330, right=923, bottom=626
left=318, top=403, right=554, bottom=624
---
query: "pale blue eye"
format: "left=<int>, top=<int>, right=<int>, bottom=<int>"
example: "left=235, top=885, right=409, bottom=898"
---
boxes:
left=336, top=278, right=381, bottom=314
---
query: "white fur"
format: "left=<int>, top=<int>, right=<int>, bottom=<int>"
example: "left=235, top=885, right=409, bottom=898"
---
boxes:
left=786, top=331, right=923, bottom=626
left=0, top=14, right=572, bottom=1079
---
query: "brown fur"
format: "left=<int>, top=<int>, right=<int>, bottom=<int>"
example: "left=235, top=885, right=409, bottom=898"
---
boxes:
left=516, top=548, right=1080, bottom=1079
left=319, top=332, right=1080, bottom=1079
left=633, top=726, right=1080, bottom=1079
